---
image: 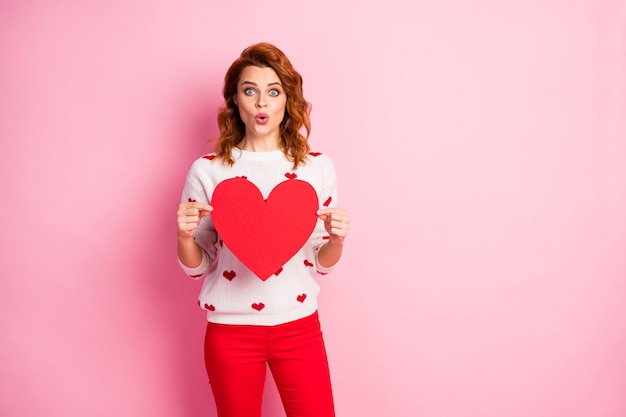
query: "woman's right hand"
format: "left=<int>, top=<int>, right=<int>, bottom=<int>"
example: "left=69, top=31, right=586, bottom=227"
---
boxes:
left=177, top=201, right=213, bottom=238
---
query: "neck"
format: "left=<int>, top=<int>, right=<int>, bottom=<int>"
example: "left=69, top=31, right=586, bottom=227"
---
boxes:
left=240, top=134, right=281, bottom=152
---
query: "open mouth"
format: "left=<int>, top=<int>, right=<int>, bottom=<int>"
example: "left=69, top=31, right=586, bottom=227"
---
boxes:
left=255, top=113, right=269, bottom=124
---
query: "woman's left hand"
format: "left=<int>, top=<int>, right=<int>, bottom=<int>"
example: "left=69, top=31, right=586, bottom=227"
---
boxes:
left=317, top=208, right=350, bottom=245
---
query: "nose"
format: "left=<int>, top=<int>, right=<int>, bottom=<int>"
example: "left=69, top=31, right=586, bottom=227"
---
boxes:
left=255, top=96, right=267, bottom=108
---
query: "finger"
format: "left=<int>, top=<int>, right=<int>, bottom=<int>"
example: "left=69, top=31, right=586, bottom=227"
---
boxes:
left=177, top=209, right=205, bottom=223
left=329, top=221, right=348, bottom=233
left=199, top=207, right=213, bottom=218
left=177, top=218, right=199, bottom=229
left=317, top=208, right=346, bottom=216
left=178, top=210, right=199, bottom=223
left=329, top=226, right=348, bottom=238
left=318, top=211, right=345, bottom=221
left=317, top=208, right=349, bottom=222
left=181, top=205, right=212, bottom=217
left=177, top=218, right=197, bottom=230
left=180, top=201, right=213, bottom=211
left=197, top=203, right=213, bottom=212
left=323, top=215, right=349, bottom=227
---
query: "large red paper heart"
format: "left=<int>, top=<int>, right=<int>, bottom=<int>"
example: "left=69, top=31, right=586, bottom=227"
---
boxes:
left=211, top=177, right=319, bottom=281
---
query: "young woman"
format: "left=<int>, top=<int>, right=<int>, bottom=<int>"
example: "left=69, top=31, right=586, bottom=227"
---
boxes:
left=176, top=42, right=349, bottom=417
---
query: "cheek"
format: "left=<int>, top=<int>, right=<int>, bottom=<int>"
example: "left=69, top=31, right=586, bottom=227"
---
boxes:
left=276, top=100, right=287, bottom=116
left=237, top=101, right=254, bottom=116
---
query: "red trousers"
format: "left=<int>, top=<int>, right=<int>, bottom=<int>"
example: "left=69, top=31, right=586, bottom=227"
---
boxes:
left=204, top=311, right=336, bottom=417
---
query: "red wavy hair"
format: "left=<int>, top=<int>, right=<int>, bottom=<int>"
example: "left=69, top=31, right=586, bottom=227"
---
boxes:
left=213, top=42, right=312, bottom=169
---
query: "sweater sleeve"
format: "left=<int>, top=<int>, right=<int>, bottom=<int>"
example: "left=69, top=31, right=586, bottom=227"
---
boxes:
left=178, top=160, right=219, bottom=279
left=311, top=155, right=341, bottom=274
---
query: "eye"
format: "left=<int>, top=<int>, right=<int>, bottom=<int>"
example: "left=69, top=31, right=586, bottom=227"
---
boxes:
left=244, top=88, right=255, bottom=96
left=268, top=89, right=280, bottom=97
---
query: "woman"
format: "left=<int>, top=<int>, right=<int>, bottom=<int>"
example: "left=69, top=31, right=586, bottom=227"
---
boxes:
left=176, top=42, right=349, bottom=417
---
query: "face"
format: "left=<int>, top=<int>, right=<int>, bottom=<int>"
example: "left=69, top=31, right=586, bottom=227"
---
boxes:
left=234, top=65, right=287, bottom=145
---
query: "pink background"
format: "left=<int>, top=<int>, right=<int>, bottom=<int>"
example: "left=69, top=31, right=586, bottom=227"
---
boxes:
left=2, top=0, right=625, bottom=416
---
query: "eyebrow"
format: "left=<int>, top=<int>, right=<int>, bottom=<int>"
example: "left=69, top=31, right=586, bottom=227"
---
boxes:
left=240, top=81, right=282, bottom=87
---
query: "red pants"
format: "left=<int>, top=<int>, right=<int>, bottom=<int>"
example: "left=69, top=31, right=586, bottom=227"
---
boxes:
left=204, top=311, right=335, bottom=417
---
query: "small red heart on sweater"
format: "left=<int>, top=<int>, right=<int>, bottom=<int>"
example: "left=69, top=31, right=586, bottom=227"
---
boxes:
left=309, top=152, right=321, bottom=157
left=304, top=260, right=314, bottom=267
left=223, top=270, right=236, bottom=281
left=323, top=196, right=332, bottom=207
left=251, top=303, right=265, bottom=311
left=285, top=173, right=297, bottom=179
left=297, top=294, right=307, bottom=303
left=202, top=155, right=216, bottom=160
left=188, top=198, right=197, bottom=202
left=190, top=273, right=203, bottom=278
left=274, top=267, right=283, bottom=276
left=204, top=303, right=216, bottom=311
left=211, top=177, right=318, bottom=281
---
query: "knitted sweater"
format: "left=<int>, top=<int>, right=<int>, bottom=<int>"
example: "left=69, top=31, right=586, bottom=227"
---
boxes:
left=178, top=148, right=339, bottom=326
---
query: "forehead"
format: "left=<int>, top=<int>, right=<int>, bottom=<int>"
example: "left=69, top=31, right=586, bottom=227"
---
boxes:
left=239, top=66, right=281, bottom=85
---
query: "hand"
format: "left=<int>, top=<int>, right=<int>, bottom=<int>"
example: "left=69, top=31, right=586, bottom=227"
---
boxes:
left=317, top=207, right=349, bottom=245
left=177, top=201, right=213, bottom=238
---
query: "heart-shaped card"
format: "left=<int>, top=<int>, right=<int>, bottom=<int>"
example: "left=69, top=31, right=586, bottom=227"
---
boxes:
left=211, top=177, right=319, bottom=281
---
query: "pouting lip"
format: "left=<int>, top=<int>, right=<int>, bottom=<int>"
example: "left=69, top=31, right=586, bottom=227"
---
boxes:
left=255, top=113, right=269, bottom=124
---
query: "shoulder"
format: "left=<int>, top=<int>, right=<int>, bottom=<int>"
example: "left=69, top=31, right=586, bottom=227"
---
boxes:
left=185, top=152, right=230, bottom=182
left=305, top=150, right=335, bottom=169
left=194, top=152, right=219, bottom=165
left=188, top=152, right=221, bottom=171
